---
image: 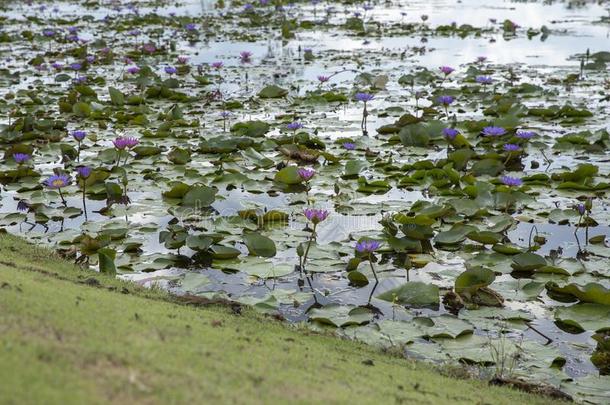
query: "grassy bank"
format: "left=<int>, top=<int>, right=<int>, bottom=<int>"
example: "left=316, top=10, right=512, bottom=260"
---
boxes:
left=0, top=234, right=556, bottom=404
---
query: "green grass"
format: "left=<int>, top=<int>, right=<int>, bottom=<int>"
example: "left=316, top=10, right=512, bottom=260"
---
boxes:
left=0, top=234, right=556, bottom=404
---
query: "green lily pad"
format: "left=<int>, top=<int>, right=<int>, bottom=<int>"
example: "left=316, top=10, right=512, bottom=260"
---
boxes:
left=555, top=304, right=610, bottom=333
left=182, top=185, right=217, bottom=207
left=180, top=272, right=210, bottom=293
left=243, top=233, right=277, bottom=257
left=309, top=304, right=374, bottom=327
left=377, top=282, right=439, bottom=307
left=258, top=85, right=288, bottom=98
left=546, top=282, right=610, bottom=306
left=274, top=166, right=303, bottom=185
left=455, top=266, right=495, bottom=295
left=511, top=252, right=547, bottom=272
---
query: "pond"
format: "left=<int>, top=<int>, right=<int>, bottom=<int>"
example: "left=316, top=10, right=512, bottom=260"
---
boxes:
left=0, top=0, right=609, bottom=402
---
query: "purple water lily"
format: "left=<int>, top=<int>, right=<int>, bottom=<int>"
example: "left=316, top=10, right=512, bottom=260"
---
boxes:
left=185, top=23, right=197, bottom=31
left=71, top=130, right=86, bottom=141
left=576, top=203, right=586, bottom=216
left=287, top=122, right=303, bottom=131
left=355, top=239, right=382, bottom=253
left=76, top=166, right=92, bottom=179
left=516, top=130, right=535, bottom=139
left=301, top=208, right=330, bottom=269
left=355, top=92, right=374, bottom=103
left=127, top=66, right=140, bottom=74
left=113, top=136, right=139, bottom=150
left=503, top=143, right=520, bottom=152
left=482, top=126, right=507, bottom=137
left=177, top=55, right=189, bottom=64
left=343, top=142, right=356, bottom=150
left=437, top=95, right=454, bottom=105
left=240, top=51, right=253, bottom=63
left=500, top=176, right=522, bottom=187
left=355, top=93, right=374, bottom=134
left=211, top=61, right=224, bottom=69
left=17, top=200, right=29, bottom=212
left=443, top=128, right=459, bottom=140
left=303, top=208, right=329, bottom=224
left=355, top=239, right=382, bottom=283
left=142, top=44, right=156, bottom=54
left=45, top=174, right=71, bottom=205
left=113, top=136, right=139, bottom=167
left=476, top=76, right=493, bottom=85
left=164, top=66, right=177, bottom=75
left=317, top=75, right=330, bottom=83
left=13, top=153, right=30, bottom=164
left=439, top=66, right=454, bottom=76
left=297, top=168, right=315, bottom=182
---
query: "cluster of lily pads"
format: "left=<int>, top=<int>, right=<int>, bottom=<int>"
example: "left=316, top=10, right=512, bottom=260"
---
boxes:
left=1, top=0, right=609, bottom=402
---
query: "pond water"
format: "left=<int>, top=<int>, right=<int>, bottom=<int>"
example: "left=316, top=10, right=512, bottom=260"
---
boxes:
left=1, top=0, right=610, bottom=402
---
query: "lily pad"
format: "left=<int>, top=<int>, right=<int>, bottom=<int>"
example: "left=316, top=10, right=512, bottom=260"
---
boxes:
left=377, top=282, right=439, bottom=307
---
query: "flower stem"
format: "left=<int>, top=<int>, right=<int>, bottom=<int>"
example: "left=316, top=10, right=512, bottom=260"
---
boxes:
left=369, top=253, right=379, bottom=283
left=58, top=188, right=66, bottom=206
left=82, top=186, right=88, bottom=220
left=302, top=224, right=317, bottom=269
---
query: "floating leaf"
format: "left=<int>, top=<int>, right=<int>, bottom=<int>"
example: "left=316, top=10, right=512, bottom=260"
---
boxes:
left=243, top=233, right=277, bottom=257
left=309, top=304, right=374, bottom=327
left=182, top=185, right=217, bottom=207
left=377, top=282, right=439, bottom=307
left=511, top=252, right=547, bottom=272
left=555, top=304, right=610, bottom=333
left=258, top=85, right=288, bottom=98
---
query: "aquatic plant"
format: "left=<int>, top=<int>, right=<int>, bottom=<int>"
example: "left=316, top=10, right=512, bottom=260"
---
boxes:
left=113, top=136, right=139, bottom=167
left=482, top=126, right=507, bottom=137
left=298, top=167, right=316, bottom=202
left=301, top=208, right=330, bottom=268
left=45, top=174, right=71, bottom=205
left=355, top=239, right=382, bottom=282
left=240, top=51, right=253, bottom=64
left=476, top=75, right=493, bottom=85
left=220, top=111, right=231, bottom=132
left=355, top=92, right=374, bottom=134
left=516, top=130, right=535, bottom=140
left=500, top=176, right=522, bottom=187
left=437, top=95, right=454, bottom=116
left=76, top=166, right=91, bottom=218
left=443, top=127, right=458, bottom=140
left=439, top=66, right=454, bottom=76
left=71, top=130, right=86, bottom=161
left=287, top=121, right=303, bottom=143
left=13, top=153, right=30, bottom=165
left=297, top=167, right=315, bottom=182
